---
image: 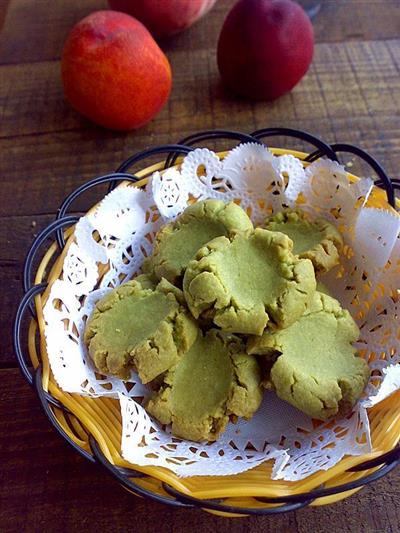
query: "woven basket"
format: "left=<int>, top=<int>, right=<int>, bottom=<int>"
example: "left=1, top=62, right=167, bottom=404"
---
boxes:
left=14, top=128, right=400, bottom=517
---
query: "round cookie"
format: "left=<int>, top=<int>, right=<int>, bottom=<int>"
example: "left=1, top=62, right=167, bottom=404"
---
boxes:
left=146, top=199, right=253, bottom=284
left=264, top=209, right=343, bottom=273
left=183, top=228, right=316, bottom=335
left=247, top=292, right=370, bottom=420
left=146, top=329, right=262, bottom=442
left=84, top=279, right=198, bottom=382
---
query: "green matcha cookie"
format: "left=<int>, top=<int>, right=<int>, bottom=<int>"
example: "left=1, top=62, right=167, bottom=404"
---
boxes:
left=264, top=209, right=343, bottom=273
left=183, top=228, right=316, bottom=335
left=146, top=330, right=262, bottom=442
left=247, top=292, right=370, bottom=420
left=84, top=279, right=198, bottom=382
left=145, top=199, right=253, bottom=284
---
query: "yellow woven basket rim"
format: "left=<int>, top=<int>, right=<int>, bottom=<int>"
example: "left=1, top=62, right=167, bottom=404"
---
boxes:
left=28, top=147, right=400, bottom=514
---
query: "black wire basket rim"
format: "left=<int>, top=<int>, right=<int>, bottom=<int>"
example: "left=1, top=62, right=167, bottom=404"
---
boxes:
left=13, top=127, right=400, bottom=515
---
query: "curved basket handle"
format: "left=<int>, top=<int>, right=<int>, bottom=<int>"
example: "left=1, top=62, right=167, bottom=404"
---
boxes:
left=112, top=144, right=194, bottom=193
left=23, top=216, right=79, bottom=294
left=34, top=368, right=94, bottom=460
left=307, top=143, right=396, bottom=208
left=165, top=130, right=263, bottom=167
left=13, top=287, right=68, bottom=411
left=251, top=127, right=339, bottom=162
left=55, top=173, right=139, bottom=249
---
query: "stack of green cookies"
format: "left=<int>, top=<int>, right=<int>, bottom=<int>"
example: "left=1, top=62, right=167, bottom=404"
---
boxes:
left=84, top=200, right=370, bottom=443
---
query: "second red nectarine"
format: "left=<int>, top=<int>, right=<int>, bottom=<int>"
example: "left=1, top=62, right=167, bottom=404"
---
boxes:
left=217, top=0, right=314, bottom=101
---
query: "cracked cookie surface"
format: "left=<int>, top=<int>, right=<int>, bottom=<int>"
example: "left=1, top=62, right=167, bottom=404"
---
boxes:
left=264, top=209, right=343, bottom=273
left=183, top=228, right=316, bottom=335
left=146, top=329, right=262, bottom=442
left=144, top=199, right=253, bottom=284
left=247, top=292, right=370, bottom=420
left=84, top=278, right=198, bottom=382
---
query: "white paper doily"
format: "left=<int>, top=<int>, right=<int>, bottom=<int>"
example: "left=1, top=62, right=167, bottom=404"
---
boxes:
left=43, top=144, right=400, bottom=480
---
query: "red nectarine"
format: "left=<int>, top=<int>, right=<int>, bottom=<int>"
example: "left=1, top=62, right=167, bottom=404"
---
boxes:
left=61, top=11, right=172, bottom=130
left=108, top=0, right=217, bottom=38
left=217, top=0, right=314, bottom=101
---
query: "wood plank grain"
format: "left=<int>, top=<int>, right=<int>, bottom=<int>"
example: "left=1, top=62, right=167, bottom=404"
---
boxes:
left=0, top=114, right=395, bottom=219
left=1, top=39, right=399, bottom=138
left=0, top=40, right=399, bottom=218
left=1, top=0, right=400, bottom=65
left=0, top=214, right=56, bottom=366
left=1, top=368, right=400, bottom=532
left=0, top=115, right=398, bottom=220
left=1, top=35, right=400, bottom=139
left=0, top=0, right=108, bottom=64
left=0, top=0, right=11, bottom=32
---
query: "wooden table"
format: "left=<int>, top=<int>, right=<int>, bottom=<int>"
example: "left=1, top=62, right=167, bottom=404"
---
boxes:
left=1, top=1, right=399, bottom=531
